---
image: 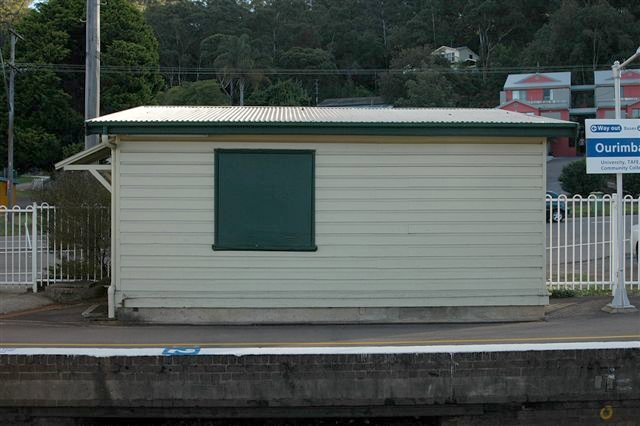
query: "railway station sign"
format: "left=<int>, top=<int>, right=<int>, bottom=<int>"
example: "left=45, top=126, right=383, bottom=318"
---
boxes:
left=586, top=119, right=640, bottom=174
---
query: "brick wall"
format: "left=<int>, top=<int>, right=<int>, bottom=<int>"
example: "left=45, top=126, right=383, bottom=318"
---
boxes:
left=0, top=349, right=638, bottom=423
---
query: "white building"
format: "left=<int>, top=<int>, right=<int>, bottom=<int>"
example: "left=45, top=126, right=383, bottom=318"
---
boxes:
left=432, top=46, right=479, bottom=65
left=57, top=106, right=576, bottom=324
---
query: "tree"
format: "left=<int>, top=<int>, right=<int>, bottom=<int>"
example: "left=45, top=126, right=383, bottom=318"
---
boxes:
left=155, top=79, right=228, bottom=105
left=100, top=1, right=163, bottom=113
left=0, top=0, right=161, bottom=172
left=145, top=0, right=210, bottom=85
left=247, top=0, right=318, bottom=64
left=395, top=72, right=455, bottom=107
left=0, top=47, right=83, bottom=172
left=278, top=47, right=335, bottom=70
left=379, top=45, right=454, bottom=106
left=622, top=174, right=640, bottom=196
left=200, top=33, right=260, bottom=106
left=311, top=0, right=385, bottom=69
left=458, top=0, right=527, bottom=81
left=13, top=128, right=61, bottom=172
left=248, top=79, right=310, bottom=106
left=559, top=159, right=608, bottom=196
left=38, top=172, right=110, bottom=280
left=142, top=0, right=565, bottom=108
left=145, top=0, right=249, bottom=85
left=524, top=0, right=639, bottom=74
left=0, top=0, right=31, bottom=26
left=276, top=47, right=336, bottom=103
left=388, top=0, right=461, bottom=51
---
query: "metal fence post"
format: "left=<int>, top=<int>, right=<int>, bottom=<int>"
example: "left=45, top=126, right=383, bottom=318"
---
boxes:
left=31, top=202, right=37, bottom=293
left=611, top=195, right=618, bottom=294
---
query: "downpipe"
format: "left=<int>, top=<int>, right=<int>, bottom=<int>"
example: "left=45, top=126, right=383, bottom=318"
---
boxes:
left=108, top=283, right=115, bottom=319
left=106, top=134, right=117, bottom=319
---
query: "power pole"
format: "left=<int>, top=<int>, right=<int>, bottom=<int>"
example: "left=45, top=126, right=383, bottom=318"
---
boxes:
left=7, top=30, right=22, bottom=207
left=85, top=0, right=100, bottom=149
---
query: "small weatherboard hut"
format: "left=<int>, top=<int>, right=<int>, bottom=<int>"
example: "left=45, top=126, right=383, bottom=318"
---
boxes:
left=57, top=106, right=577, bottom=323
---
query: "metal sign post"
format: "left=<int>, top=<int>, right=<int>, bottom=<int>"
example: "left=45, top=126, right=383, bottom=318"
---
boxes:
left=585, top=55, right=640, bottom=313
left=586, top=119, right=637, bottom=312
left=614, top=61, right=630, bottom=313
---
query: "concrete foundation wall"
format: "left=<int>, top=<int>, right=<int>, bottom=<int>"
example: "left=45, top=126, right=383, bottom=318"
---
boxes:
left=117, top=305, right=546, bottom=324
left=1, top=348, right=638, bottom=423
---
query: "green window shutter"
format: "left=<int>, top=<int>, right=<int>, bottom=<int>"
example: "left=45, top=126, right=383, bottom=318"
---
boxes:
left=214, top=149, right=316, bottom=251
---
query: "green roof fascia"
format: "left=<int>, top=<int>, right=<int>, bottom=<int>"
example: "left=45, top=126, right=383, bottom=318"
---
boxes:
left=86, top=121, right=578, bottom=138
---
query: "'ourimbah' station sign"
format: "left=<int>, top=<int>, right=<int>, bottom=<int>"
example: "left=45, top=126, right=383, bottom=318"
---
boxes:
left=586, top=119, right=640, bottom=174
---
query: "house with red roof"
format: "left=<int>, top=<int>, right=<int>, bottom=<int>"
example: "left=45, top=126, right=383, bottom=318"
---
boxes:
left=594, top=69, right=640, bottom=119
left=497, top=72, right=574, bottom=156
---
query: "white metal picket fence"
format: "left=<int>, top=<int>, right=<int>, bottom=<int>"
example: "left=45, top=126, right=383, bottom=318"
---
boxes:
left=547, top=193, right=640, bottom=290
left=1, top=199, right=637, bottom=292
left=0, top=203, right=109, bottom=292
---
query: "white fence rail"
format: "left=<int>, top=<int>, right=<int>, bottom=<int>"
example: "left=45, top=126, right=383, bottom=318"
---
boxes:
left=0, top=203, right=109, bottom=291
left=547, top=193, right=640, bottom=290
left=1, top=199, right=636, bottom=292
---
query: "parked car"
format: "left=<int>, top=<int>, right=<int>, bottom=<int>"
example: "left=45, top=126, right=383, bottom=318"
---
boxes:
left=632, top=224, right=639, bottom=257
left=546, top=191, right=569, bottom=222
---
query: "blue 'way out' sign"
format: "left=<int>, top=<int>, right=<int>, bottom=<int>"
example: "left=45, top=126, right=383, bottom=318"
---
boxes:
left=586, top=119, right=640, bottom=174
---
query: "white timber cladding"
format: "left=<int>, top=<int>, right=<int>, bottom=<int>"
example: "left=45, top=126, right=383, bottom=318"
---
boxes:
left=115, top=137, right=547, bottom=308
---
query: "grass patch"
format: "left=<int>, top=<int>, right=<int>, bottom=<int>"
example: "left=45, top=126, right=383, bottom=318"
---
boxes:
left=570, top=203, right=640, bottom=217
left=550, top=287, right=640, bottom=298
left=15, top=176, right=36, bottom=185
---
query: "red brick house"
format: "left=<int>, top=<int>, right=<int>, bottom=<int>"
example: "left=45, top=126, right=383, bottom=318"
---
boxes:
left=498, top=72, right=574, bottom=156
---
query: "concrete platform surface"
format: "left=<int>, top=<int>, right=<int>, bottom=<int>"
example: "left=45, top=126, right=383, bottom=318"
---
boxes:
left=0, top=288, right=56, bottom=315
left=0, top=296, right=638, bottom=348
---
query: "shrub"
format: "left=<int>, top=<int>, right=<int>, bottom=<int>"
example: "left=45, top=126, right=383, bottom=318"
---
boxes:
left=550, top=288, right=576, bottom=298
left=622, top=174, right=640, bottom=196
left=248, top=79, right=311, bottom=106
left=36, top=172, right=110, bottom=281
left=559, top=159, right=608, bottom=196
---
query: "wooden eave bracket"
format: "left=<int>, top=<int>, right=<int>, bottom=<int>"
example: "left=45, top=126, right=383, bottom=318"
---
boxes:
left=55, top=136, right=115, bottom=193
left=63, top=164, right=112, bottom=192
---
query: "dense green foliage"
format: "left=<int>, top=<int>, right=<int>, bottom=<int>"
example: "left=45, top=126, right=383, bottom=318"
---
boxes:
left=37, top=171, right=111, bottom=279
left=559, top=159, right=608, bottom=196
left=4, top=0, right=640, bottom=171
left=0, top=0, right=31, bottom=26
left=249, top=79, right=311, bottom=106
left=556, top=157, right=640, bottom=196
left=154, top=79, right=227, bottom=105
left=0, top=0, right=160, bottom=172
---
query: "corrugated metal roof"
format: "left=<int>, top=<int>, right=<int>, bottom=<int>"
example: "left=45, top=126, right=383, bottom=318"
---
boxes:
left=88, top=106, right=571, bottom=125
left=595, top=99, right=640, bottom=108
left=54, top=142, right=110, bottom=170
left=496, top=100, right=570, bottom=111
left=504, top=72, right=571, bottom=89
left=594, top=69, right=640, bottom=86
left=85, top=106, right=577, bottom=138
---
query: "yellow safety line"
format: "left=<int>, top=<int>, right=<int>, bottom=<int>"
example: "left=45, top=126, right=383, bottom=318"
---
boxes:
left=1, top=334, right=639, bottom=348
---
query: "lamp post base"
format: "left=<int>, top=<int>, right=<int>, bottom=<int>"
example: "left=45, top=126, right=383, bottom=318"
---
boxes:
left=601, top=303, right=638, bottom=314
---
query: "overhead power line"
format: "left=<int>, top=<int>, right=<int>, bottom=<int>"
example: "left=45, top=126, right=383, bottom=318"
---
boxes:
left=12, top=62, right=618, bottom=77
